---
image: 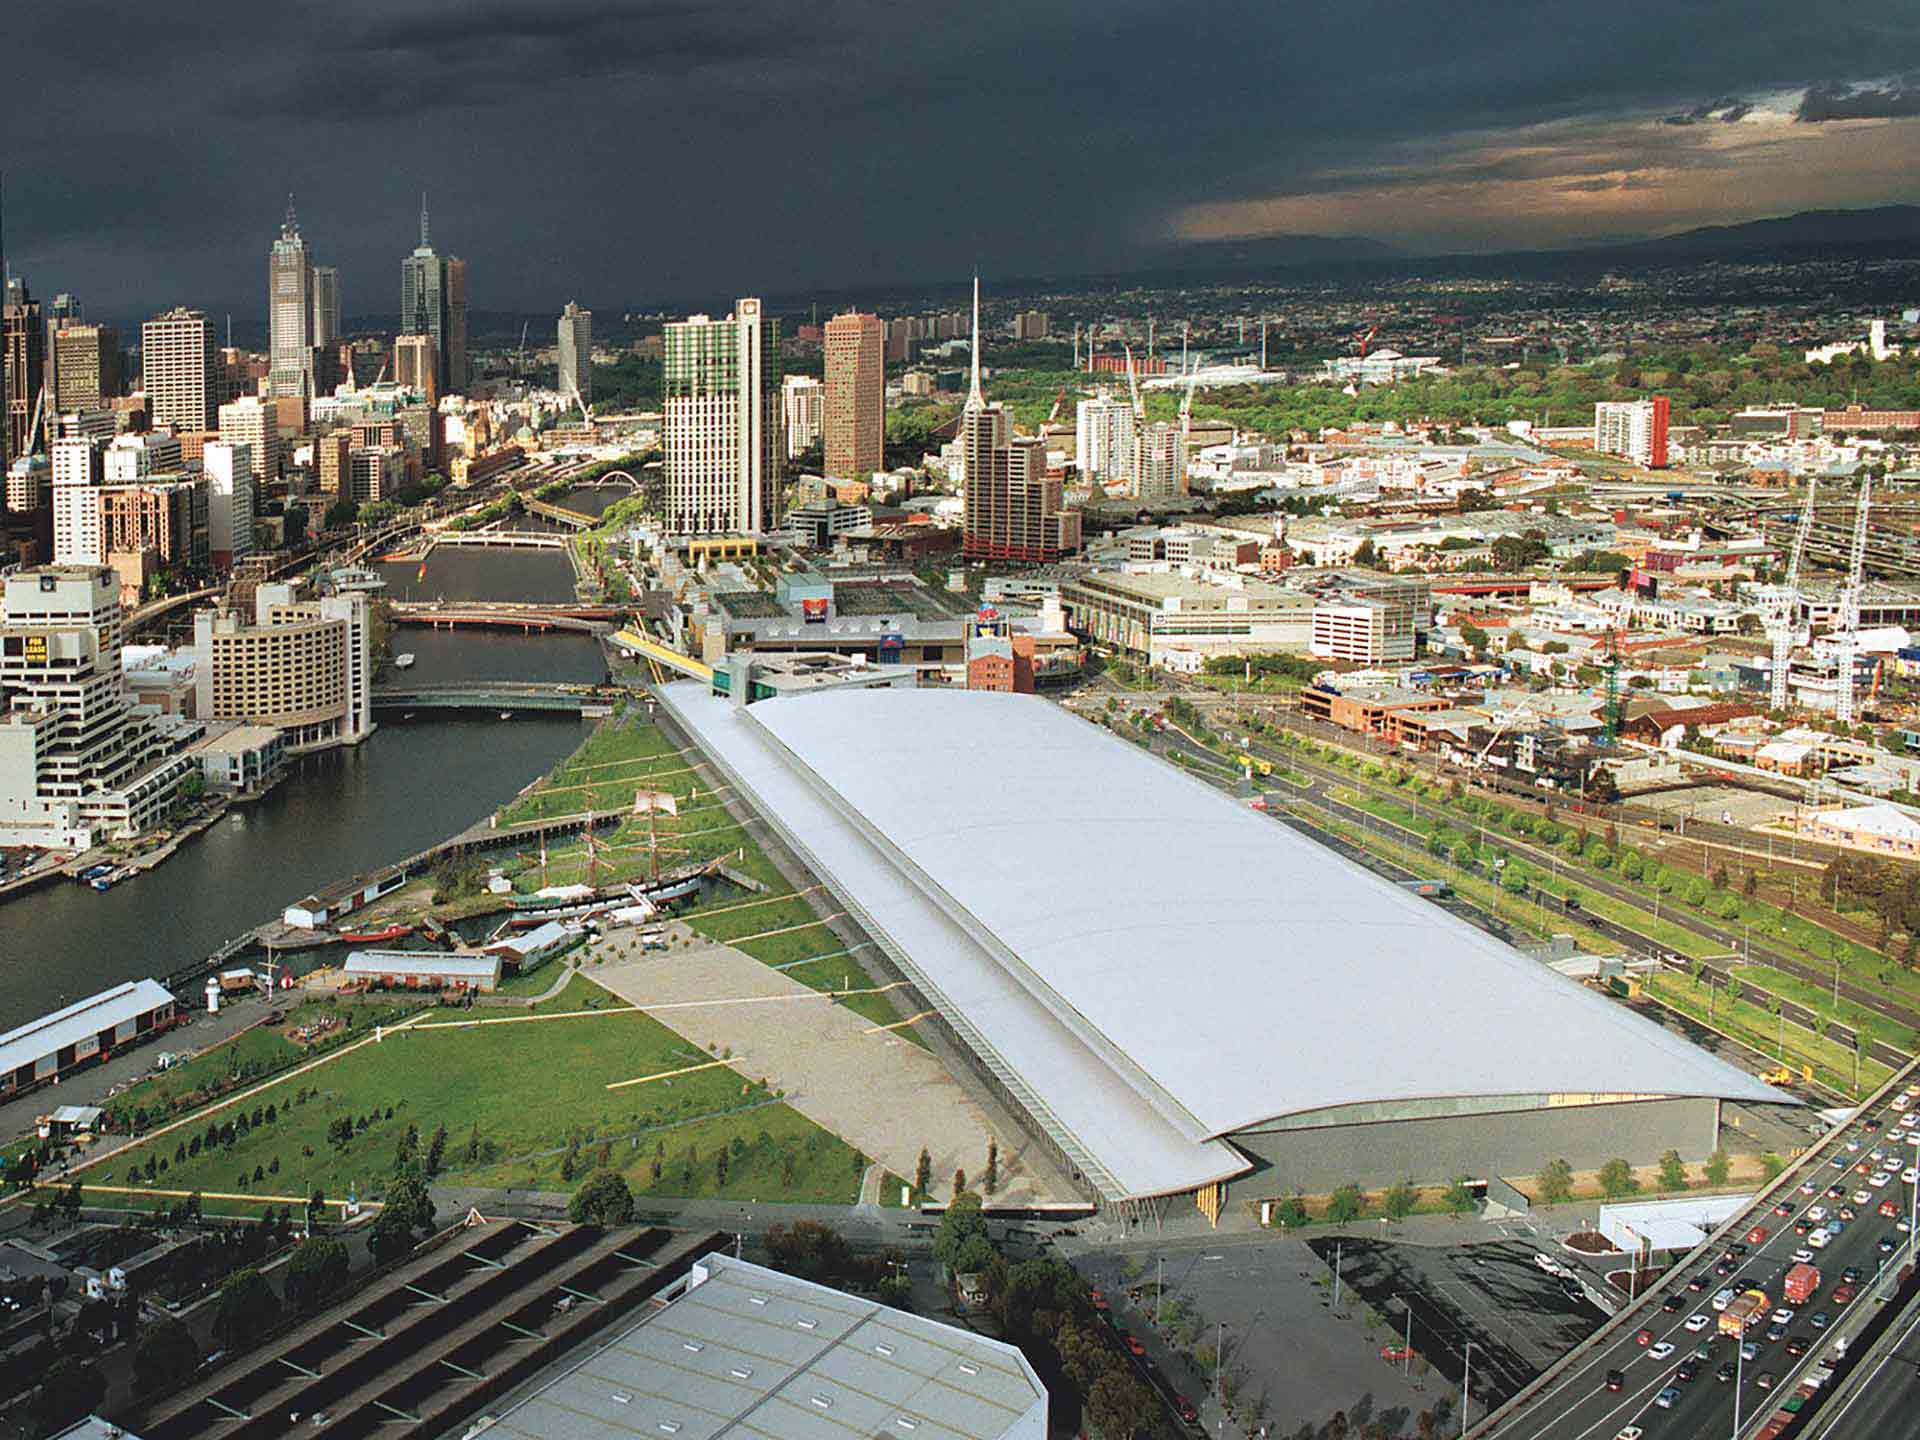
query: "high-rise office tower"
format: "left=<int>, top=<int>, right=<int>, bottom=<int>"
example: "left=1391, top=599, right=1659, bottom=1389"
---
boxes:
left=823, top=311, right=883, bottom=483
left=203, top=441, right=255, bottom=570
left=311, top=265, right=341, bottom=350
left=3, top=275, right=45, bottom=467
left=400, top=195, right=445, bottom=389
left=268, top=198, right=316, bottom=400
left=960, top=279, right=1079, bottom=563
left=217, top=395, right=279, bottom=487
left=663, top=298, right=781, bottom=535
left=51, top=436, right=104, bottom=564
left=392, top=333, right=437, bottom=401
left=141, top=308, right=217, bottom=432
left=781, top=375, right=822, bottom=458
left=1130, top=422, right=1186, bottom=500
left=51, top=323, right=121, bottom=412
left=557, top=301, right=592, bottom=407
left=444, top=256, right=468, bottom=394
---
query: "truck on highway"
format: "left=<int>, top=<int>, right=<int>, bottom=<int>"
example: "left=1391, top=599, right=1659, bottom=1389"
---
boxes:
left=1719, top=1289, right=1769, bottom=1337
left=1783, top=1262, right=1820, bottom=1304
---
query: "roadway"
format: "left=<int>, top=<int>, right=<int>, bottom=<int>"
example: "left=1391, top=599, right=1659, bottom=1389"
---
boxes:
left=1482, top=1078, right=1920, bottom=1440
left=1803, top=1288, right=1920, bottom=1437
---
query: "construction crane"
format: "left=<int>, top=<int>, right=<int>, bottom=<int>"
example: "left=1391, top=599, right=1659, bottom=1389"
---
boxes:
left=1475, top=695, right=1540, bottom=769
left=1179, top=358, right=1201, bottom=438
left=1123, top=343, right=1143, bottom=420
left=1602, top=629, right=1624, bottom=744
left=1766, top=476, right=1820, bottom=712
left=516, top=320, right=530, bottom=377
left=1046, top=385, right=1068, bottom=425
left=1354, top=325, right=1379, bottom=358
left=1835, top=474, right=1873, bottom=726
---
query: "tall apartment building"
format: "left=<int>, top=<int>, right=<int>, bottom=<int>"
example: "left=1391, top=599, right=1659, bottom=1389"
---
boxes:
left=51, top=323, right=120, bottom=412
left=268, top=202, right=316, bottom=399
left=51, top=438, right=105, bottom=564
left=782, top=375, right=822, bottom=458
left=1075, top=390, right=1135, bottom=483
left=4, top=454, right=48, bottom=516
left=311, top=265, right=341, bottom=349
left=662, top=298, right=781, bottom=535
left=105, top=431, right=183, bottom=482
left=315, top=430, right=352, bottom=495
left=960, top=281, right=1079, bottom=563
left=141, top=308, right=217, bottom=432
left=203, top=441, right=256, bottom=570
left=557, top=301, right=592, bottom=406
left=192, top=582, right=371, bottom=751
left=823, top=311, right=883, bottom=483
left=1131, top=421, right=1186, bottom=501
left=1013, top=310, right=1050, bottom=340
left=99, top=475, right=208, bottom=573
left=1594, top=397, right=1670, bottom=469
left=217, top=395, right=279, bottom=486
left=0, top=566, right=191, bottom=845
left=3, top=277, right=45, bottom=468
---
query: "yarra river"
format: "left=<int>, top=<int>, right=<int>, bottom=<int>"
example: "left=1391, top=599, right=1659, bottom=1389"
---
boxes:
left=0, top=499, right=623, bottom=1030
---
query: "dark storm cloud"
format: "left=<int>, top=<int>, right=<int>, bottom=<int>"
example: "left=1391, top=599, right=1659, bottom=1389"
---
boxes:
left=1796, top=76, right=1920, bottom=122
left=7, top=0, right=1920, bottom=314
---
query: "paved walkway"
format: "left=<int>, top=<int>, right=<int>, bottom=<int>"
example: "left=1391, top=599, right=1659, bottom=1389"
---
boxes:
left=587, top=939, right=1073, bottom=1205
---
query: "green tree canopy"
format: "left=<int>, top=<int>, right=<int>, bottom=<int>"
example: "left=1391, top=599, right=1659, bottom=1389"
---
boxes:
left=211, top=1267, right=279, bottom=1350
left=568, top=1168, right=636, bottom=1226
left=282, top=1235, right=351, bottom=1313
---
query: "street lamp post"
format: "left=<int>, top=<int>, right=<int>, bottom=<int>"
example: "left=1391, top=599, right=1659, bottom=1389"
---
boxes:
left=1731, top=1335, right=1745, bottom=1439
left=1459, top=1342, right=1477, bottom=1438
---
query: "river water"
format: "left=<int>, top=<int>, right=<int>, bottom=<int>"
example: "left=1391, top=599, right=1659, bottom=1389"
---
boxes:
left=0, top=545, right=607, bottom=1029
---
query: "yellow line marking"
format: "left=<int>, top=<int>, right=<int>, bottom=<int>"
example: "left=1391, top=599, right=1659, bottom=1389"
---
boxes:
left=605, top=1058, right=738, bottom=1091
left=863, top=1010, right=935, bottom=1035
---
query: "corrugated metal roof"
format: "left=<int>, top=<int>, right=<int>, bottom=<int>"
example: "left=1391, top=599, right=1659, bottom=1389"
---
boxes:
left=0, top=980, right=174, bottom=1076
left=480, top=1254, right=1044, bottom=1440
left=343, top=950, right=500, bottom=980
left=664, top=688, right=1785, bottom=1200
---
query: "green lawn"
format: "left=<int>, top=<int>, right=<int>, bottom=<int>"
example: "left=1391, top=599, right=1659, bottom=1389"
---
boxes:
left=1729, top=963, right=1918, bottom=1055
left=81, top=976, right=867, bottom=1209
left=1644, top=971, right=1890, bottom=1096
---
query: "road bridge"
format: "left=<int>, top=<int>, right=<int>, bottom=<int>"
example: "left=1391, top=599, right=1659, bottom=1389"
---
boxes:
left=527, top=498, right=597, bottom=528
left=371, top=682, right=614, bottom=714
left=425, top=529, right=565, bottom=550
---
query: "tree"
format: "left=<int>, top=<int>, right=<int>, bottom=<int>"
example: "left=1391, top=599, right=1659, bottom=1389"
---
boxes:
left=932, top=1192, right=996, bottom=1274
left=1326, top=1184, right=1366, bottom=1224
left=367, top=1205, right=419, bottom=1264
left=952, top=1168, right=967, bottom=1197
left=914, top=1147, right=932, bottom=1198
left=1761, top=1152, right=1787, bottom=1180
left=425, top=1123, right=449, bottom=1178
left=132, top=1315, right=199, bottom=1393
left=385, top=1173, right=436, bottom=1234
left=1085, top=1368, right=1159, bottom=1440
left=1598, top=1159, right=1637, bottom=1198
left=1382, top=1180, right=1417, bottom=1221
left=568, top=1168, right=635, bottom=1225
left=211, top=1267, right=279, bottom=1350
left=282, top=1236, right=351, bottom=1312
left=1443, top=1176, right=1476, bottom=1215
left=982, top=1139, right=999, bottom=1196
left=876, top=1273, right=914, bottom=1310
left=28, top=1356, right=104, bottom=1436
left=1274, top=1192, right=1310, bottom=1228
left=1537, top=1157, right=1574, bottom=1204
left=1657, top=1149, right=1688, bottom=1191
left=764, top=1221, right=853, bottom=1283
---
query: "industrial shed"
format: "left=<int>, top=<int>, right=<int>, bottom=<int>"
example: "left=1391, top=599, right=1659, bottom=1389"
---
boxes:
left=660, top=686, right=1785, bottom=1221
left=0, top=980, right=177, bottom=1097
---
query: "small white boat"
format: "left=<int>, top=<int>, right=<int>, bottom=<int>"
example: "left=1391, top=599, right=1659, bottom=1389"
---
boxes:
left=394, top=653, right=416, bottom=670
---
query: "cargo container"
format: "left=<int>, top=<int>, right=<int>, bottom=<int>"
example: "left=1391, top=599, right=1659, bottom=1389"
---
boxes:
left=1784, top=1263, right=1820, bottom=1304
left=1719, top=1289, right=1769, bottom=1337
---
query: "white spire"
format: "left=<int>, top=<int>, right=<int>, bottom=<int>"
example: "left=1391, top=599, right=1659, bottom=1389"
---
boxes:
left=419, top=191, right=430, bottom=249
left=966, top=274, right=984, bottom=411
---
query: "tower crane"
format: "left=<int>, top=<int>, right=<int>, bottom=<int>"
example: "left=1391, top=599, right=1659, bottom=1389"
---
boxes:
left=516, top=320, right=530, bottom=377
left=1179, top=357, right=1201, bottom=438
left=1835, top=474, right=1872, bottom=726
left=1123, top=343, right=1143, bottom=420
left=1767, top=476, right=1819, bottom=713
left=1046, top=386, right=1068, bottom=425
left=1354, top=324, right=1379, bottom=358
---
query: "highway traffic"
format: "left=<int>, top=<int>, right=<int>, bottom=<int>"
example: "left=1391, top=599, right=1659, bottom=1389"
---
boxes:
left=1486, top=1078, right=1920, bottom=1439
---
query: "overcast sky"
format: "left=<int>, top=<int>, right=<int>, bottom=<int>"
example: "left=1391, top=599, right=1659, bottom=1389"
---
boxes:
left=6, top=0, right=1920, bottom=323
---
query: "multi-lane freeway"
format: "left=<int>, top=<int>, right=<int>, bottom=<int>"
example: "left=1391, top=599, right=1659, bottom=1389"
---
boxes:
left=1484, top=1079, right=1920, bottom=1439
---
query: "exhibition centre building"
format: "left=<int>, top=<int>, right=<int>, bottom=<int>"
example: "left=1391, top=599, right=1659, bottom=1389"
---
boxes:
left=660, top=686, right=1785, bottom=1220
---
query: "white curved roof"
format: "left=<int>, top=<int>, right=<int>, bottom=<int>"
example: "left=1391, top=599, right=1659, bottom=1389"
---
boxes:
left=662, top=686, right=1782, bottom=1200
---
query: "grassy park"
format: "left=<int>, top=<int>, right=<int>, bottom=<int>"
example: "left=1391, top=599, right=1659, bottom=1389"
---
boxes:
left=77, top=975, right=868, bottom=1211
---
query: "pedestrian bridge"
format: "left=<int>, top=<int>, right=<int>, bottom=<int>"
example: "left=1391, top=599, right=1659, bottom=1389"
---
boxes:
left=388, top=601, right=624, bottom=633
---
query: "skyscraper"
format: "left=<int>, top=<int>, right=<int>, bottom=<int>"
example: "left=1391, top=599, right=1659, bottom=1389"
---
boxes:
left=823, top=310, right=883, bottom=483
left=51, top=323, right=121, bottom=412
left=3, top=275, right=45, bottom=467
left=311, top=265, right=341, bottom=350
left=960, top=279, right=1079, bottom=564
left=217, top=395, right=279, bottom=487
left=557, top=301, right=592, bottom=408
left=392, top=333, right=438, bottom=401
left=444, top=256, right=468, bottom=394
left=663, top=298, right=781, bottom=535
left=401, top=195, right=445, bottom=389
left=268, top=198, right=316, bottom=400
left=782, top=375, right=822, bottom=458
left=203, top=441, right=256, bottom=570
left=1130, top=422, right=1185, bottom=500
left=1075, top=390, right=1135, bottom=484
left=400, top=194, right=466, bottom=396
left=141, top=308, right=217, bottom=433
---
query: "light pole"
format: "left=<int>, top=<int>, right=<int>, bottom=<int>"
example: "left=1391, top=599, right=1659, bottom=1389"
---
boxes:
left=1332, top=1241, right=1344, bottom=1310
left=1459, top=1341, right=1477, bottom=1438
left=1731, top=1331, right=1745, bottom=1439
left=1214, top=1319, right=1225, bottom=1434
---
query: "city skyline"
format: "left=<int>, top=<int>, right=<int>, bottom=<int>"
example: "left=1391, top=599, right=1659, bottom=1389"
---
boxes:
left=2, top=1, right=1919, bottom=316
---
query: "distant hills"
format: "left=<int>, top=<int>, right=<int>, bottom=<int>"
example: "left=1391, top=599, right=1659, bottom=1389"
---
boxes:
left=1601, top=204, right=1920, bottom=258
left=1133, top=231, right=1403, bottom=273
